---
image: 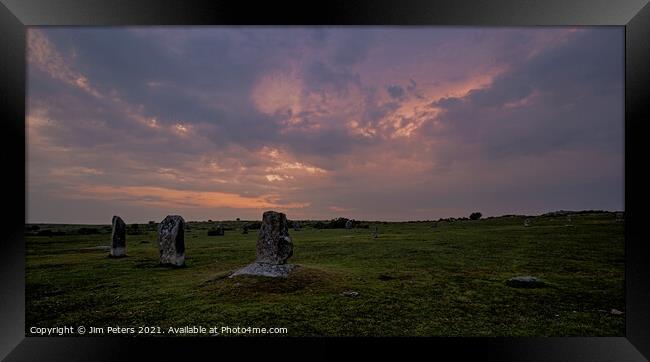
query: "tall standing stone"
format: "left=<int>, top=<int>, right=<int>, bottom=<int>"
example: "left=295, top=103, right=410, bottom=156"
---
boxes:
left=256, top=211, right=293, bottom=264
left=110, top=215, right=126, bottom=257
left=231, top=211, right=295, bottom=277
left=157, top=215, right=186, bottom=266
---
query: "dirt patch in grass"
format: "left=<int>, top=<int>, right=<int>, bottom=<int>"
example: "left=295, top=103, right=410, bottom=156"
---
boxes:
left=377, top=272, right=415, bottom=281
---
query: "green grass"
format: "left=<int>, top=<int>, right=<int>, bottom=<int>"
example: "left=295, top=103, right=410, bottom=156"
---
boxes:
left=25, top=213, right=625, bottom=336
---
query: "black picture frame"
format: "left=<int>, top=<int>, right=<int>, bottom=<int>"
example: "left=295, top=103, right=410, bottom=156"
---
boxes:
left=1, top=0, right=648, bottom=360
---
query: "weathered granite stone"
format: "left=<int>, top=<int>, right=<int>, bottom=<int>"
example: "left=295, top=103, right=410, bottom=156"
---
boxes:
left=506, top=276, right=544, bottom=288
left=231, top=211, right=295, bottom=278
left=230, top=262, right=297, bottom=278
left=256, top=211, right=293, bottom=265
left=110, top=215, right=126, bottom=257
left=157, top=215, right=186, bottom=266
left=345, top=219, right=353, bottom=229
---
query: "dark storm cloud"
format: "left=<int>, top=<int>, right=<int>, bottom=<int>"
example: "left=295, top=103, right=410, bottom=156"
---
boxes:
left=387, top=85, right=406, bottom=100
left=427, top=28, right=623, bottom=159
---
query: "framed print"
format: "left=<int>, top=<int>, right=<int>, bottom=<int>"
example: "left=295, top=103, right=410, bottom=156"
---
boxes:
left=1, top=0, right=649, bottom=360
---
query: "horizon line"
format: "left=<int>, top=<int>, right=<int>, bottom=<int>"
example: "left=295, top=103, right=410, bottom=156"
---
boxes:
left=24, top=209, right=624, bottom=225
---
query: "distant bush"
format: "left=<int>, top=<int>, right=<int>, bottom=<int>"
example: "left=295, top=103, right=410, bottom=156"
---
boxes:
left=243, top=221, right=262, bottom=230
left=37, top=230, right=66, bottom=236
left=128, top=224, right=146, bottom=235
left=77, top=227, right=101, bottom=235
left=470, top=212, right=482, bottom=220
left=330, top=217, right=350, bottom=228
left=312, top=218, right=346, bottom=229
left=309, top=218, right=368, bottom=229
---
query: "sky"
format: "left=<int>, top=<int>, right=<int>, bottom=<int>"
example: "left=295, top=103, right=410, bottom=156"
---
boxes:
left=26, top=27, right=624, bottom=224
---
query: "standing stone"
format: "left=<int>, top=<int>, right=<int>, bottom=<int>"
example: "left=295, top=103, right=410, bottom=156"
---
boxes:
left=110, top=215, right=126, bottom=257
left=231, top=211, right=295, bottom=277
left=345, top=219, right=353, bottom=229
left=293, top=221, right=301, bottom=231
left=372, top=226, right=379, bottom=239
left=524, top=218, right=532, bottom=227
left=242, top=226, right=249, bottom=234
left=157, top=215, right=186, bottom=266
left=256, top=211, right=293, bottom=264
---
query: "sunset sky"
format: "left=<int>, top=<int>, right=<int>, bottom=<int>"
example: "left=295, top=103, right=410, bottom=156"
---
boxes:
left=26, top=27, right=624, bottom=224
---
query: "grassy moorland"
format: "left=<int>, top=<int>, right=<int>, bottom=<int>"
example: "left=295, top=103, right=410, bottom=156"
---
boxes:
left=25, top=212, right=624, bottom=336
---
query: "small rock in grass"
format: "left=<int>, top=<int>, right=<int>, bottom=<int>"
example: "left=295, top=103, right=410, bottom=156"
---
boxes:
left=610, top=309, right=624, bottom=315
left=341, top=290, right=359, bottom=297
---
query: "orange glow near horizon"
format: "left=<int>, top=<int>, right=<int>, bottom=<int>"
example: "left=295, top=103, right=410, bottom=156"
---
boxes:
left=70, top=185, right=310, bottom=210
